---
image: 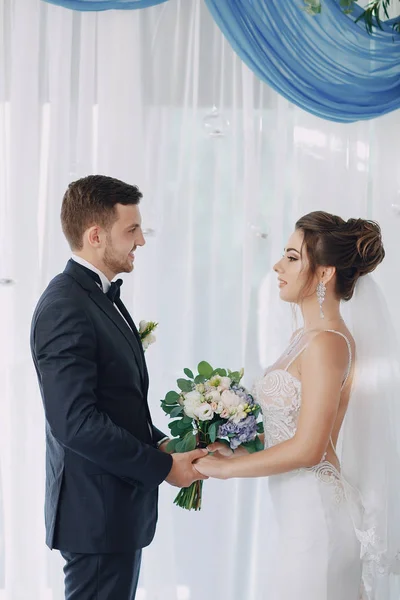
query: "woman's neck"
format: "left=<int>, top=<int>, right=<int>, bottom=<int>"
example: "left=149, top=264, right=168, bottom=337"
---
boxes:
left=300, top=294, right=343, bottom=332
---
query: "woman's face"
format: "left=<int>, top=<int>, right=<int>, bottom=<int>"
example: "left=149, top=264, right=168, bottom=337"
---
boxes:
left=273, top=229, right=316, bottom=304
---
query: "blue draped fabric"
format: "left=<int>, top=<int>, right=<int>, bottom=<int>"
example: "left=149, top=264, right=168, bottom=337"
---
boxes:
left=204, top=0, right=400, bottom=123
left=43, top=0, right=167, bottom=10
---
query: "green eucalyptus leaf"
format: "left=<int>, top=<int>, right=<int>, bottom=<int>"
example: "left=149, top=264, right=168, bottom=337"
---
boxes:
left=183, top=431, right=197, bottom=451
left=170, top=406, right=184, bottom=418
left=208, top=422, right=218, bottom=443
left=184, top=368, right=194, bottom=379
left=175, top=439, right=186, bottom=453
left=242, top=440, right=257, bottom=454
left=161, top=403, right=179, bottom=415
left=229, top=371, right=241, bottom=384
left=213, top=368, right=227, bottom=377
left=197, top=361, right=214, bottom=379
left=177, top=379, right=193, bottom=393
left=168, top=420, right=183, bottom=437
left=255, top=436, right=264, bottom=451
left=164, top=391, right=180, bottom=405
left=166, top=438, right=179, bottom=453
left=178, top=418, right=194, bottom=432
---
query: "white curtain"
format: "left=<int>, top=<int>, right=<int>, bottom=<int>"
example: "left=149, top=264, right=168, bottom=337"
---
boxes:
left=0, top=0, right=399, bottom=598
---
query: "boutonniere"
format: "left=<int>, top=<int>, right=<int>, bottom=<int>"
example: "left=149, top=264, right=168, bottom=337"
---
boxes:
left=139, top=320, right=158, bottom=351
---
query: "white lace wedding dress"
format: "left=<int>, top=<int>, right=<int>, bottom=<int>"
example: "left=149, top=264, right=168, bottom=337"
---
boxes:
left=253, top=329, right=362, bottom=600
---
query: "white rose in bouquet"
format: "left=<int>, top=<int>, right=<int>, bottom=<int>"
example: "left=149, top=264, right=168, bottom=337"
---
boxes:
left=218, top=376, right=232, bottom=392
left=193, top=403, right=214, bottom=421
left=205, top=390, right=220, bottom=404
left=183, top=391, right=203, bottom=418
left=221, top=390, right=241, bottom=410
left=215, top=401, right=225, bottom=414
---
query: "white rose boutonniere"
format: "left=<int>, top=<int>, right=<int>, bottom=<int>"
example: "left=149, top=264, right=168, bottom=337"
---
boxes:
left=139, top=320, right=158, bottom=351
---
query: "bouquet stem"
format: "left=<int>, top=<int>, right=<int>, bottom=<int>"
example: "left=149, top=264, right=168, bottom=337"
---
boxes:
left=173, top=480, right=204, bottom=511
left=173, top=432, right=207, bottom=511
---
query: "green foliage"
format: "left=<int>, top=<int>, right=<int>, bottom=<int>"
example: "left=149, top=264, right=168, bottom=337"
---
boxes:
left=170, top=406, right=183, bottom=418
left=355, top=0, right=400, bottom=34
left=177, top=379, right=193, bottom=393
left=164, top=391, right=180, bottom=404
left=257, top=421, right=265, bottom=434
left=208, top=421, right=223, bottom=443
left=197, top=361, right=214, bottom=378
left=303, top=0, right=400, bottom=35
left=242, top=436, right=264, bottom=454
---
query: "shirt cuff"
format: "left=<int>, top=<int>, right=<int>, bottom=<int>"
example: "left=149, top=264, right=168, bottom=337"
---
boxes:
left=156, top=436, right=170, bottom=449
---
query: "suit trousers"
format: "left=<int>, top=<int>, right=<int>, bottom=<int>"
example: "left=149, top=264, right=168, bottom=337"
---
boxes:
left=61, top=549, right=142, bottom=600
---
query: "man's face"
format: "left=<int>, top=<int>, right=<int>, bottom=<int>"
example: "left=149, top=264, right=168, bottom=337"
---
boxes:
left=103, top=204, right=145, bottom=278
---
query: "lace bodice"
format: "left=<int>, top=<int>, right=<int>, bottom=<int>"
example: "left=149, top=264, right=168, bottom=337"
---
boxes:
left=253, top=369, right=302, bottom=449
left=253, top=329, right=352, bottom=451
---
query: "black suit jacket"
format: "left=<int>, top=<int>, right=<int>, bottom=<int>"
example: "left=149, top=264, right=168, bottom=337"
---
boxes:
left=30, top=259, right=172, bottom=553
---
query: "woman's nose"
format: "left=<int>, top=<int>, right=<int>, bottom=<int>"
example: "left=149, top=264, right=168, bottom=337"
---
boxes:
left=273, top=258, right=284, bottom=273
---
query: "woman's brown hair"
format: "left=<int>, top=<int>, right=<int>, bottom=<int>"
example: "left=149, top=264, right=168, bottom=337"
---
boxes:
left=295, top=211, right=385, bottom=301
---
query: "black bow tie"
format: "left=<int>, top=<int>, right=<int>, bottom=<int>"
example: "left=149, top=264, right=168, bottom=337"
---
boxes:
left=107, top=279, right=123, bottom=303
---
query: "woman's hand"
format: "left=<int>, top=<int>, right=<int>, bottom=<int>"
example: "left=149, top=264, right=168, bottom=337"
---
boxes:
left=194, top=454, right=231, bottom=479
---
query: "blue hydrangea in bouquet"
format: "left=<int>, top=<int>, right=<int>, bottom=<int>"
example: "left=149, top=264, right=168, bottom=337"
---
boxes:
left=161, top=361, right=264, bottom=510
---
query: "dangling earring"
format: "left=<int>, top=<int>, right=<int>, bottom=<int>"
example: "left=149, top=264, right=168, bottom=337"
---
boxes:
left=316, top=281, right=326, bottom=319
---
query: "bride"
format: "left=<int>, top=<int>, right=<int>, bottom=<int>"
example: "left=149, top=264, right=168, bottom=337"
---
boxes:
left=195, top=211, right=400, bottom=599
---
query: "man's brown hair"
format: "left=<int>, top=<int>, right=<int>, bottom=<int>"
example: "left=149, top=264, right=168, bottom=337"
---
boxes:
left=61, top=175, right=142, bottom=250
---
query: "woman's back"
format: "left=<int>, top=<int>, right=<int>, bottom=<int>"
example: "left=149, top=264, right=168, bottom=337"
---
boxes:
left=255, top=325, right=354, bottom=470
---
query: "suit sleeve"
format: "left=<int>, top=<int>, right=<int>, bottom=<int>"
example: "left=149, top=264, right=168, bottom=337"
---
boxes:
left=152, top=426, right=169, bottom=445
left=33, top=298, right=173, bottom=491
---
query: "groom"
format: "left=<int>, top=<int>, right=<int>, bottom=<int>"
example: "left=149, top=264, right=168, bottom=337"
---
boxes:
left=30, top=175, right=207, bottom=599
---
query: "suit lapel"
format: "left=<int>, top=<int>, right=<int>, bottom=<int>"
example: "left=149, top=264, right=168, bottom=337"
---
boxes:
left=64, top=260, right=147, bottom=389
left=115, top=298, right=149, bottom=392
left=91, top=292, right=145, bottom=381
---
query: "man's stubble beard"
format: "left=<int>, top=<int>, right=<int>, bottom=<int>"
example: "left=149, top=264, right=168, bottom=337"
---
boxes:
left=103, top=239, right=132, bottom=277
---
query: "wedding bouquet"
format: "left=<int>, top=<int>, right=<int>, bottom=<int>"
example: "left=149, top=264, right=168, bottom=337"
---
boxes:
left=161, top=361, right=264, bottom=510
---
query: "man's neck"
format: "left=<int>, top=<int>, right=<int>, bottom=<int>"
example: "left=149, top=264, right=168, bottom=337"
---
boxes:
left=71, top=254, right=112, bottom=293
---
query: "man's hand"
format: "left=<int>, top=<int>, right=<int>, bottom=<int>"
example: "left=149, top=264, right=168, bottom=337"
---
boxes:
left=166, top=448, right=209, bottom=488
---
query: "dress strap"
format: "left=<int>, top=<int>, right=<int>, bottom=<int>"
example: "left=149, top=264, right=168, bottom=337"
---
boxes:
left=285, top=341, right=308, bottom=373
left=324, top=330, right=352, bottom=389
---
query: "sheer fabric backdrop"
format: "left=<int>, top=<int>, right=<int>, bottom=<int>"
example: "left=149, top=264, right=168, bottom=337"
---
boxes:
left=0, top=0, right=399, bottom=598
